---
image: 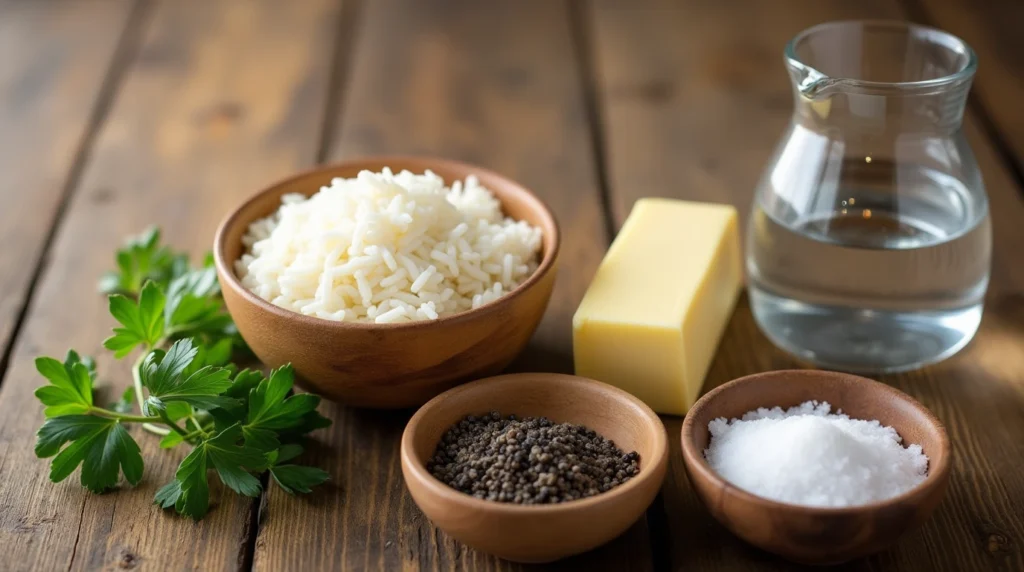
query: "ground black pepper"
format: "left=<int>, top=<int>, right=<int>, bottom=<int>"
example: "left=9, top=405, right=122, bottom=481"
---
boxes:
left=427, top=411, right=641, bottom=504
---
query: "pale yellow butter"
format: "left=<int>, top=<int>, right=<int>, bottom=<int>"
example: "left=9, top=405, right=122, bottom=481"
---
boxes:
left=572, top=198, right=742, bottom=416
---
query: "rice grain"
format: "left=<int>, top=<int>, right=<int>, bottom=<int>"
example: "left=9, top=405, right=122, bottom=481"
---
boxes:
left=235, top=168, right=542, bottom=323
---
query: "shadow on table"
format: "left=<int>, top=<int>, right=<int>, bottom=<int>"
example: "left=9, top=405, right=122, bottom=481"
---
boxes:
left=506, top=338, right=575, bottom=375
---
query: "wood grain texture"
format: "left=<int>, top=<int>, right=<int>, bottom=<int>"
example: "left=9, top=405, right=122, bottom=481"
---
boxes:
left=0, top=0, right=339, bottom=570
left=910, top=0, right=1024, bottom=177
left=2, top=1, right=1021, bottom=570
left=588, top=0, right=1024, bottom=570
left=252, top=0, right=653, bottom=570
left=0, top=0, right=135, bottom=374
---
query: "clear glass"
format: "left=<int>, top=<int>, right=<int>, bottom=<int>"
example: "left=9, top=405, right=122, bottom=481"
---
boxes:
left=747, top=21, right=991, bottom=373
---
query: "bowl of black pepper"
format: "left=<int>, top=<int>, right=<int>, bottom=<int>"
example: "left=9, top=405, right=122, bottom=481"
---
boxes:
left=400, top=373, right=668, bottom=563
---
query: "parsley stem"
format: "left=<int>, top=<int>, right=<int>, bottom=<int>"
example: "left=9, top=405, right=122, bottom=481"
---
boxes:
left=133, top=346, right=171, bottom=436
left=87, top=407, right=162, bottom=423
left=157, top=408, right=191, bottom=438
left=179, top=427, right=208, bottom=443
left=188, top=413, right=209, bottom=439
left=131, top=350, right=147, bottom=411
left=142, top=422, right=168, bottom=435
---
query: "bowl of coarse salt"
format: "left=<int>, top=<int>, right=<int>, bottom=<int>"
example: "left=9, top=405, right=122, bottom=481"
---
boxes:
left=214, top=156, right=559, bottom=407
left=680, top=370, right=951, bottom=565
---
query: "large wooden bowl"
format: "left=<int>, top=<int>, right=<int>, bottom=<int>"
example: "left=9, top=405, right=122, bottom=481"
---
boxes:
left=213, top=157, right=559, bottom=407
left=401, top=373, right=669, bottom=563
left=680, top=370, right=951, bottom=565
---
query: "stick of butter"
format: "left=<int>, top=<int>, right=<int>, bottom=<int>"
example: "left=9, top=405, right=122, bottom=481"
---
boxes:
left=572, top=198, right=742, bottom=416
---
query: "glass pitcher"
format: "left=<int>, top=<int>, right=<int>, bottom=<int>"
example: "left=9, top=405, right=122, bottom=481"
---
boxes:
left=747, top=21, right=991, bottom=373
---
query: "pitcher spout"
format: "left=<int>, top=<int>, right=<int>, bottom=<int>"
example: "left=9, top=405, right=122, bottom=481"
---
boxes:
left=784, top=21, right=976, bottom=129
left=793, top=68, right=844, bottom=101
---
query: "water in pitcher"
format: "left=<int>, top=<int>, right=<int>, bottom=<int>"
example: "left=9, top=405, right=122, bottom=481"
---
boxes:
left=747, top=161, right=990, bottom=372
left=749, top=21, right=991, bottom=371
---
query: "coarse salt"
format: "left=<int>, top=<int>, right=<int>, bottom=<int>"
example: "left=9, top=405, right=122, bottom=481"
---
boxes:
left=704, top=400, right=929, bottom=507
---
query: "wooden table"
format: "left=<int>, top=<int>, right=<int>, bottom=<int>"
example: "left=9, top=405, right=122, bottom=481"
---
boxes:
left=1, top=1, right=1021, bottom=570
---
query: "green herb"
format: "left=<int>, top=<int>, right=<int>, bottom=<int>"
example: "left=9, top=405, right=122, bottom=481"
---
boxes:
left=33, top=228, right=330, bottom=519
left=98, top=227, right=188, bottom=296
left=266, top=441, right=331, bottom=495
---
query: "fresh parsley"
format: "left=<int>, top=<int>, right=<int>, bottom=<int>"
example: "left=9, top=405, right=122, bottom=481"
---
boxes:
left=268, top=444, right=330, bottom=494
left=34, top=228, right=330, bottom=519
left=36, top=415, right=144, bottom=493
left=98, top=226, right=188, bottom=296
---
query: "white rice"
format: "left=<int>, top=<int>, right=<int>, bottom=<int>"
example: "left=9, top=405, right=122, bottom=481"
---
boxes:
left=235, top=168, right=543, bottom=324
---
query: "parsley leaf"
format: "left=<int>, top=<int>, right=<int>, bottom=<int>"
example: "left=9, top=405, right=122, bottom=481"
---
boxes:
left=33, top=351, right=95, bottom=417
left=155, top=424, right=266, bottom=518
left=270, top=465, right=330, bottom=495
left=164, top=402, right=193, bottom=422
left=165, top=267, right=220, bottom=327
left=242, top=365, right=321, bottom=451
left=208, top=369, right=265, bottom=431
left=141, top=339, right=236, bottom=414
left=267, top=444, right=329, bottom=494
left=225, top=369, right=265, bottom=400
left=271, top=443, right=304, bottom=464
left=154, top=444, right=207, bottom=519
left=103, top=282, right=166, bottom=358
left=98, top=227, right=189, bottom=296
left=65, top=350, right=98, bottom=382
left=35, top=415, right=143, bottom=493
left=154, top=480, right=184, bottom=510
left=205, top=423, right=267, bottom=496
left=282, top=410, right=332, bottom=438
left=163, top=266, right=241, bottom=352
left=140, top=339, right=196, bottom=394
left=181, top=337, right=234, bottom=378
left=159, top=430, right=185, bottom=450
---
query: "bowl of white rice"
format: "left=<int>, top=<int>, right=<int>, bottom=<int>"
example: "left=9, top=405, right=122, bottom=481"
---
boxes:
left=214, top=157, right=559, bottom=408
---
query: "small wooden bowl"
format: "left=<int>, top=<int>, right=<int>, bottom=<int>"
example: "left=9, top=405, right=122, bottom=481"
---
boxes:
left=213, top=157, right=559, bottom=407
left=401, top=373, right=669, bottom=563
left=680, top=370, right=951, bottom=565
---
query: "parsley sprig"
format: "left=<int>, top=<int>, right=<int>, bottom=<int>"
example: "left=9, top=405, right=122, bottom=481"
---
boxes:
left=33, top=228, right=330, bottom=519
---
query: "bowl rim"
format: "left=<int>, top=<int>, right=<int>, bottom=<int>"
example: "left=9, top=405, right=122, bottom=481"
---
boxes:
left=400, top=372, right=670, bottom=515
left=680, top=369, right=952, bottom=515
left=212, top=155, right=561, bottom=330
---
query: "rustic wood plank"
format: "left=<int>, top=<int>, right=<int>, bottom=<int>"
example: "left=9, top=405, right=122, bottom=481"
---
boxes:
left=0, top=0, right=340, bottom=570
left=252, top=0, right=652, bottom=570
left=0, top=0, right=136, bottom=378
left=910, top=0, right=1024, bottom=178
left=589, top=0, right=1024, bottom=570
